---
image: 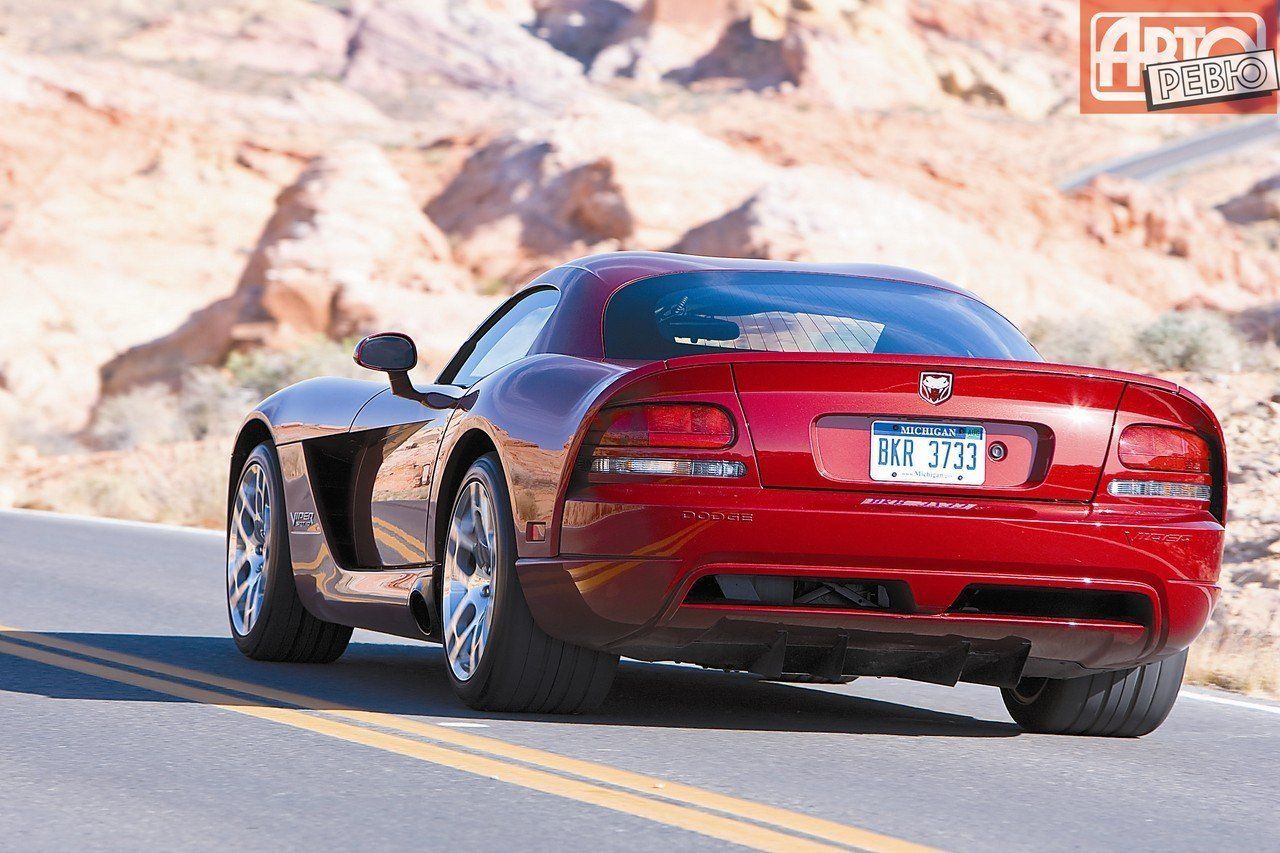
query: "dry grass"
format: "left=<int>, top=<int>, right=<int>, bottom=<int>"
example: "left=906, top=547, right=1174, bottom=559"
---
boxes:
left=4, top=339, right=449, bottom=530
left=16, top=439, right=226, bottom=529
left=1187, top=633, right=1280, bottom=698
left=1025, top=308, right=1259, bottom=372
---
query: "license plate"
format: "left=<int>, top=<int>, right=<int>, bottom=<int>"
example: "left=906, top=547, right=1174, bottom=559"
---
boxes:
left=870, top=420, right=985, bottom=485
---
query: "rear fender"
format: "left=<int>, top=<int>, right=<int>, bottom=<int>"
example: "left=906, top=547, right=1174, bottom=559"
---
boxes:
left=1094, top=383, right=1228, bottom=523
left=432, top=354, right=636, bottom=561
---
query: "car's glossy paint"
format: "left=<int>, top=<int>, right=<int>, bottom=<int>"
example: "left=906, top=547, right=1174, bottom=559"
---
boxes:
left=532, top=484, right=1220, bottom=677
left=351, top=388, right=452, bottom=567
left=277, top=440, right=426, bottom=639
left=230, top=251, right=1227, bottom=685
left=254, top=376, right=386, bottom=444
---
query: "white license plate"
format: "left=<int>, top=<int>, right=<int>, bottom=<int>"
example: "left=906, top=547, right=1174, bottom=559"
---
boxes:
left=870, top=420, right=985, bottom=485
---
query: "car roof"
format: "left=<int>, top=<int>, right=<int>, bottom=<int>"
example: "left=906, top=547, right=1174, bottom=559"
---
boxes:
left=533, top=251, right=980, bottom=360
left=559, top=251, right=973, bottom=298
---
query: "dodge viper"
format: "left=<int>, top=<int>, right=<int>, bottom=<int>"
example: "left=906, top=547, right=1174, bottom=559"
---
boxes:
left=226, top=252, right=1225, bottom=736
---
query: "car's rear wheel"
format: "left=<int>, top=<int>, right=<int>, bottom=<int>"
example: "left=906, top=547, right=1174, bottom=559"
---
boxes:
left=227, top=442, right=352, bottom=662
left=441, top=453, right=617, bottom=713
left=1001, top=649, right=1187, bottom=737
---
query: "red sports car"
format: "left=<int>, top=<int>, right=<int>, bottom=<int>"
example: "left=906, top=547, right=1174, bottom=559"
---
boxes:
left=226, top=252, right=1225, bottom=736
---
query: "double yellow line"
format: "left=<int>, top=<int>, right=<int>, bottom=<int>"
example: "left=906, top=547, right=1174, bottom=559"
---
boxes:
left=0, top=626, right=934, bottom=852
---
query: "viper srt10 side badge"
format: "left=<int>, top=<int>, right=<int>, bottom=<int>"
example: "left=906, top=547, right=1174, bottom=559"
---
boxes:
left=919, top=371, right=953, bottom=405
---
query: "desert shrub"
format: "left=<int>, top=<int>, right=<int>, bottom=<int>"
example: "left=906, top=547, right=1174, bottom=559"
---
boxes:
left=89, top=384, right=193, bottom=451
left=89, top=373, right=254, bottom=451
left=89, top=338, right=363, bottom=451
left=1028, top=310, right=1253, bottom=373
left=57, top=336, right=396, bottom=524
left=1187, top=633, right=1280, bottom=698
left=1023, top=315, right=1138, bottom=368
left=178, top=366, right=258, bottom=441
left=1135, top=310, right=1246, bottom=372
left=38, top=439, right=227, bottom=527
left=224, top=336, right=362, bottom=400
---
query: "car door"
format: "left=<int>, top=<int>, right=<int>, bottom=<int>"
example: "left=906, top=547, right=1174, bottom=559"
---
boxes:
left=353, top=286, right=561, bottom=568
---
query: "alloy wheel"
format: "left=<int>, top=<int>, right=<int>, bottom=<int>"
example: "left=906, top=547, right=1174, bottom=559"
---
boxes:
left=227, top=461, right=271, bottom=636
left=442, top=479, right=498, bottom=681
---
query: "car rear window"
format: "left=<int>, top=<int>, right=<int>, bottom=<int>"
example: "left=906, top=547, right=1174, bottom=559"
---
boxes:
left=603, top=270, right=1041, bottom=362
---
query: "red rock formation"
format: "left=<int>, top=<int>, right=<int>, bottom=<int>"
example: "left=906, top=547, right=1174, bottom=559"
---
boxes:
left=100, top=142, right=472, bottom=395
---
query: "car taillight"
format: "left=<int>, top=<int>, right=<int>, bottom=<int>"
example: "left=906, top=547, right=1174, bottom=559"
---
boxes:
left=595, top=404, right=734, bottom=450
left=1117, top=425, right=1210, bottom=474
left=585, top=402, right=746, bottom=479
left=589, top=457, right=746, bottom=478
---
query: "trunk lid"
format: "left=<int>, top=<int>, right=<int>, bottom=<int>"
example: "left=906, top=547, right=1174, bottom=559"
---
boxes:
left=723, top=354, right=1135, bottom=502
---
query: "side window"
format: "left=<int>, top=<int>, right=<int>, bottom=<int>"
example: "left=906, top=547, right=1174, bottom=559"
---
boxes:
left=448, top=288, right=559, bottom=387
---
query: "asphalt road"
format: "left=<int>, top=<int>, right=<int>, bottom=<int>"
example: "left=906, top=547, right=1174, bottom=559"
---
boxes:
left=1, top=510, right=1278, bottom=852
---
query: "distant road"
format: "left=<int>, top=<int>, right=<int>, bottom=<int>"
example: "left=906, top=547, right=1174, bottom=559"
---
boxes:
left=1, top=509, right=1279, bottom=851
left=1059, top=116, right=1279, bottom=191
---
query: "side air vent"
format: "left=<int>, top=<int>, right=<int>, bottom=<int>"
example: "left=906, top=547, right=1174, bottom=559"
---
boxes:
left=302, top=435, right=366, bottom=568
left=948, top=586, right=1152, bottom=626
left=685, top=574, right=915, bottom=613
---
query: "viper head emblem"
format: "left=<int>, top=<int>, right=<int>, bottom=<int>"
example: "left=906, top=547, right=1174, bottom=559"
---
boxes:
left=919, top=372, right=953, bottom=405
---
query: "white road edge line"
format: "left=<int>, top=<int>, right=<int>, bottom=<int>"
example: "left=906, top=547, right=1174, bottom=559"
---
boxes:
left=0, top=507, right=221, bottom=538
left=1181, top=690, right=1280, bottom=716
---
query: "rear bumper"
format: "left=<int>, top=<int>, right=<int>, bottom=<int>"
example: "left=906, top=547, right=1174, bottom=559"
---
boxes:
left=518, top=486, right=1223, bottom=683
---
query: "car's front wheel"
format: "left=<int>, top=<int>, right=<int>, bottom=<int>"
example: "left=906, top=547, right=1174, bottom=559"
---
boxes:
left=1001, top=649, right=1187, bottom=737
left=441, top=453, right=617, bottom=713
left=227, top=442, right=352, bottom=662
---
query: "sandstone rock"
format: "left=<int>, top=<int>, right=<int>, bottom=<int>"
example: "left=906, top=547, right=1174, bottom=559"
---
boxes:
left=531, top=0, right=642, bottom=66
left=100, top=142, right=473, bottom=395
left=912, top=0, right=1074, bottom=119
left=1230, top=561, right=1280, bottom=588
left=426, top=101, right=766, bottom=283
left=1219, top=174, right=1280, bottom=224
left=672, top=166, right=1146, bottom=322
left=774, top=0, right=943, bottom=110
left=591, top=0, right=744, bottom=82
left=480, top=0, right=538, bottom=20
left=0, top=49, right=293, bottom=430
left=931, top=47, right=1063, bottom=119
left=115, top=0, right=351, bottom=78
left=1210, top=584, right=1280, bottom=637
left=111, top=0, right=587, bottom=124
left=749, top=0, right=791, bottom=40
left=589, top=0, right=943, bottom=108
left=341, top=0, right=588, bottom=118
left=1073, top=175, right=1280, bottom=310
left=583, top=0, right=1069, bottom=115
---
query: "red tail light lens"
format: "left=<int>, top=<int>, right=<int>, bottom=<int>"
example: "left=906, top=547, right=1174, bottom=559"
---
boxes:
left=1118, top=425, right=1210, bottom=474
left=595, top=404, right=734, bottom=449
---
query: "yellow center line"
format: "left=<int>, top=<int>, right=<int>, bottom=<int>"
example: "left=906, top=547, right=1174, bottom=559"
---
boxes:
left=0, top=626, right=937, bottom=853
left=0, top=635, right=835, bottom=852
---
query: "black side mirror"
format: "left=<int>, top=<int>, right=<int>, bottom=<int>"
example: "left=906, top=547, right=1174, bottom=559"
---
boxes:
left=353, top=332, right=459, bottom=409
left=354, top=332, right=417, bottom=373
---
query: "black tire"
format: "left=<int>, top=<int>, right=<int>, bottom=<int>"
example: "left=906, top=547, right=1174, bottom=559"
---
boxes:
left=442, top=453, right=617, bottom=713
left=1001, top=649, right=1187, bottom=737
left=227, top=442, right=352, bottom=663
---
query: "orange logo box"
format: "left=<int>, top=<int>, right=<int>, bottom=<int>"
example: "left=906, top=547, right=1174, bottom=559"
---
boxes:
left=1081, top=0, right=1278, bottom=113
